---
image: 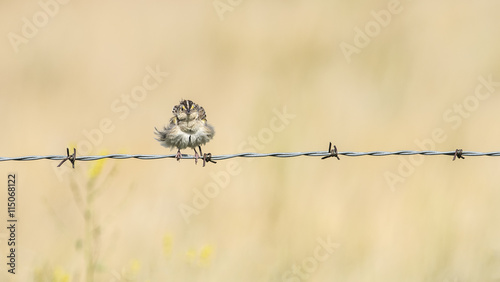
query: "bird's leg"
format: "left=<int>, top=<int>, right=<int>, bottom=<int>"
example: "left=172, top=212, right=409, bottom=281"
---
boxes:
left=175, top=149, right=182, bottom=161
left=193, top=147, right=200, bottom=164
left=199, top=146, right=208, bottom=167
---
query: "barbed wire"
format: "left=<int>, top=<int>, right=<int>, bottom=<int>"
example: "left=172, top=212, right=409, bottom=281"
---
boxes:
left=2, top=151, right=499, bottom=161
left=1, top=143, right=500, bottom=168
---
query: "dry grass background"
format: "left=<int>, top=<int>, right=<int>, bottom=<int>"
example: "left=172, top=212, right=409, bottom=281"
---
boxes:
left=1, top=0, right=500, bottom=281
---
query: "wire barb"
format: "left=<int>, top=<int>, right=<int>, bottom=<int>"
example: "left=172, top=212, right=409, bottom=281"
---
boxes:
left=57, top=148, right=77, bottom=168
left=321, top=142, right=340, bottom=160
left=453, top=149, right=464, bottom=161
left=202, top=153, right=216, bottom=167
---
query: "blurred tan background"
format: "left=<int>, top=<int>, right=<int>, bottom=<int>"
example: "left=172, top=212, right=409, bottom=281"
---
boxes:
left=1, top=0, right=500, bottom=281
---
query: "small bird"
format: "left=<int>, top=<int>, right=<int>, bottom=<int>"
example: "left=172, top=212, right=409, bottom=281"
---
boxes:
left=155, top=99, right=215, bottom=164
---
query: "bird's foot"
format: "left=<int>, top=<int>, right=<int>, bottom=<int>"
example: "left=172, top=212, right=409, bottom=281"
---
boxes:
left=193, top=147, right=201, bottom=165
left=175, top=149, right=182, bottom=161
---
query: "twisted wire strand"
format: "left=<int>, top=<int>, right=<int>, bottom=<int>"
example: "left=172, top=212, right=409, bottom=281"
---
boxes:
left=1, top=150, right=500, bottom=163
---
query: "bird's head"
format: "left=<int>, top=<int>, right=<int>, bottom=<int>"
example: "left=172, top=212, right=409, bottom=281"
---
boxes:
left=173, top=99, right=200, bottom=121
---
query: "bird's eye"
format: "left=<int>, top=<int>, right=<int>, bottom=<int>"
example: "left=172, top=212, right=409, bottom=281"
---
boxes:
left=181, top=106, right=186, bottom=110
